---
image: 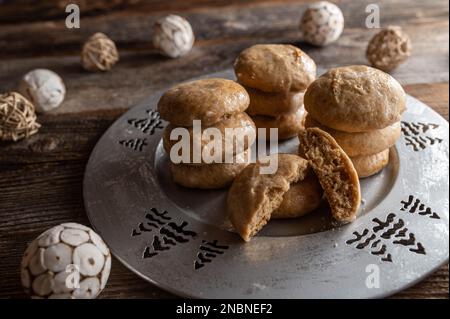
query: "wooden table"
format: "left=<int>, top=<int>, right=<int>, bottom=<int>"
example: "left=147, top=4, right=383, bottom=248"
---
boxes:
left=0, top=0, right=448, bottom=299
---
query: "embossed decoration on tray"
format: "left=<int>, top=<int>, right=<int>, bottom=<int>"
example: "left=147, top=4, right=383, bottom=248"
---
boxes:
left=128, top=110, right=164, bottom=135
left=401, top=121, right=443, bottom=151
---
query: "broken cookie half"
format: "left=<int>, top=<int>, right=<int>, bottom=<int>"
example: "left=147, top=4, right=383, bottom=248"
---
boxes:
left=227, top=153, right=309, bottom=241
left=298, top=127, right=361, bottom=223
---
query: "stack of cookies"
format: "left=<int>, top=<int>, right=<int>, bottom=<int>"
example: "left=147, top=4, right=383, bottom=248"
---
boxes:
left=157, top=78, right=256, bottom=189
left=234, top=44, right=316, bottom=140
left=303, top=65, right=406, bottom=178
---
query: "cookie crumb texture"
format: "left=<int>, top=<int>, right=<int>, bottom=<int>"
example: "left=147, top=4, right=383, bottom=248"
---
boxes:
left=227, top=154, right=308, bottom=241
left=299, top=128, right=360, bottom=222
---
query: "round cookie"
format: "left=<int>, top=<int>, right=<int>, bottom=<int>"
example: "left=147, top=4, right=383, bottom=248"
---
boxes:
left=272, top=169, right=323, bottom=219
left=157, top=78, right=249, bottom=127
left=351, top=149, right=390, bottom=178
left=298, top=128, right=361, bottom=222
left=234, top=44, right=316, bottom=93
left=304, top=65, right=406, bottom=132
left=304, top=115, right=401, bottom=157
left=228, top=154, right=309, bottom=241
left=252, top=106, right=306, bottom=140
left=170, top=150, right=250, bottom=189
left=244, top=86, right=304, bottom=117
left=163, top=112, right=256, bottom=162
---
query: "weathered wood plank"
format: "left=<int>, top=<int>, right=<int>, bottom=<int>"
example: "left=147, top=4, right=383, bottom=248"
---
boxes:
left=0, top=23, right=448, bottom=116
left=0, top=0, right=312, bottom=24
left=0, top=0, right=447, bottom=57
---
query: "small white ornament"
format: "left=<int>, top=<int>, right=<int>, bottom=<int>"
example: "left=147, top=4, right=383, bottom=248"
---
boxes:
left=20, top=223, right=111, bottom=299
left=299, top=1, right=344, bottom=46
left=19, top=69, right=66, bottom=113
left=152, top=14, right=195, bottom=58
left=366, top=26, right=412, bottom=72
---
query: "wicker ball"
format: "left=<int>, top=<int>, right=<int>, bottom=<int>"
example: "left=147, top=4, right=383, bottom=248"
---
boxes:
left=299, top=1, right=344, bottom=46
left=19, top=69, right=66, bottom=113
left=81, top=33, right=119, bottom=72
left=0, top=92, right=40, bottom=142
left=366, top=26, right=412, bottom=72
left=152, top=14, right=195, bottom=58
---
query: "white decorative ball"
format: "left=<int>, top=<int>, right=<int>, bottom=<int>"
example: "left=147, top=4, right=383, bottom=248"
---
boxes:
left=152, top=14, right=195, bottom=58
left=299, top=1, right=344, bottom=46
left=21, top=223, right=111, bottom=299
left=366, top=26, right=412, bottom=72
left=19, top=69, right=66, bottom=113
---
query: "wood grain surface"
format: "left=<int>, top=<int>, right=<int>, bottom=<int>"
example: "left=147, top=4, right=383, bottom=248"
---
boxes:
left=0, top=0, right=448, bottom=299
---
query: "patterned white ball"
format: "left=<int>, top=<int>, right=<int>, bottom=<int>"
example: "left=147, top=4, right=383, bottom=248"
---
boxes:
left=299, top=1, right=344, bottom=46
left=20, top=223, right=111, bottom=299
left=19, top=69, right=66, bottom=113
left=152, top=14, right=195, bottom=58
left=366, top=26, right=412, bottom=72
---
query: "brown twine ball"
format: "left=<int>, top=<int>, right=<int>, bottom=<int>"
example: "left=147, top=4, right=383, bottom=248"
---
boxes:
left=366, top=26, right=412, bottom=72
left=81, top=33, right=119, bottom=72
left=0, top=92, right=41, bottom=142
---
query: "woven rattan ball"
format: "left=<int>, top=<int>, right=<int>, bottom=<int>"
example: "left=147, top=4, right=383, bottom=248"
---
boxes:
left=152, top=14, right=195, bottom=58
left=0, top=92, right=41, bottom=142
left=81, top=33, right=119, bottom=72
left=366, top=26, right=412, bottom=72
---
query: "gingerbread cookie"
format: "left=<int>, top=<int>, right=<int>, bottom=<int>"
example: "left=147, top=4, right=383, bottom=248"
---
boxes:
left=272, top=169, right=323, bottom=219
left=163, top=112, right=256, bottom=162
left=304, top=115, right=401, bottom=157
left=304, top=65, right=406, bottom=132
left=170, top=150, right=250, bottom=189
left=227, top=154, right=309, bottom=241
left=234, top=44, right=316, bottom=93
left=299, top=128, right=361, bottom=222
left=157, top=78, right=249, bottom=126
left=351, top=149, right=390, bottom=178
left=244, top=86, right=304, bottom=117
left=252, top=106, right=306, bottom=140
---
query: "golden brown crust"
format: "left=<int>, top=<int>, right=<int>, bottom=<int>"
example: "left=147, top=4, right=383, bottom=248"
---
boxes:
left=234, top=44, right=316, bottom=93
left=298, top=128, right=361, bottom=222
left=252, top=106, right=306, bottom=141
left=227, top=154, right=309, bottom=241
left=271, top=169, right=323, bottom=219
left=304, top=65, right=406, bottom=132
left=304, top=115, right=401, bottom=157
left=163, top=112, right=256, bottom=162
left=157, top=78, right=249, bottom=126
left=351, top=149, right=390, bottom=178
left=244, top=86, right=304, bottom=117
left=170, top=150, right=250, bottom=189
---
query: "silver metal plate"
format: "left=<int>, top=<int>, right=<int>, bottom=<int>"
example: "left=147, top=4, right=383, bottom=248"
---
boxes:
left=83, top=69, right=449, bottom=298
